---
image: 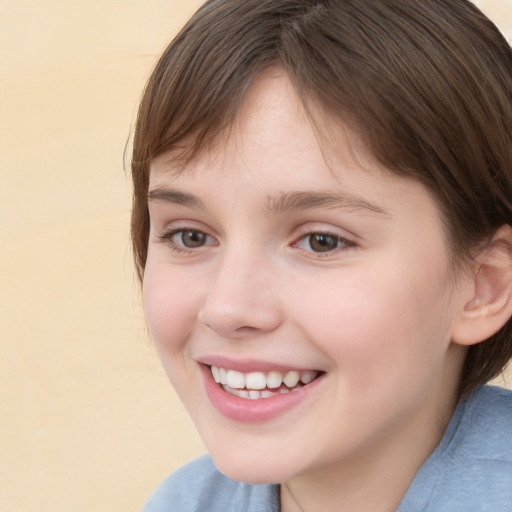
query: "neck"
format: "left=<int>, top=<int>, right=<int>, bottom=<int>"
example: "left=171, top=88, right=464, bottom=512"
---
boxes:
left=280, top=364, right=462, bottom=512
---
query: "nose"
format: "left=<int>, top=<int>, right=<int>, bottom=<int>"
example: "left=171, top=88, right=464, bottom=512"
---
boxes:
left=198, top=251, right=283, bottom=339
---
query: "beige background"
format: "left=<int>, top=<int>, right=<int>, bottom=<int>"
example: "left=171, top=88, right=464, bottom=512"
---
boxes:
left=0, top=1, right=510, bottom=511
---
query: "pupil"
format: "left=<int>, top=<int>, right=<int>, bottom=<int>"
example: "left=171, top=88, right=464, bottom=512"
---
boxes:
left=309, top=234, right=338, bottom=252
left=182, top=230, right=206, bottom=248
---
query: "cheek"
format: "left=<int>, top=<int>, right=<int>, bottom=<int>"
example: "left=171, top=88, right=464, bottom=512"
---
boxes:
left=290, top=256, right=453, bottom=390
left=143, top=265, right=202, bottom=357
left=142, top=263, right=209, bottom=409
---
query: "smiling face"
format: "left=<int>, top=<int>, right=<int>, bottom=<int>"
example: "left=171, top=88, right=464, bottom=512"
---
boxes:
left=143, top=70, right=471, bottom=487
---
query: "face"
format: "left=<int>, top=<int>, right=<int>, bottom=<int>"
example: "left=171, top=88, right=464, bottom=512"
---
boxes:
left=143, top=70, right=469, bottom=486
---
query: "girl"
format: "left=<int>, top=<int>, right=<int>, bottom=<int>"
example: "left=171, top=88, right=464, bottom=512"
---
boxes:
left=132, top=1, right=512, bottom=510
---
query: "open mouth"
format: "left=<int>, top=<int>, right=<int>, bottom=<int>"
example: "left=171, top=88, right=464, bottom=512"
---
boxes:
left=210, top=365, right=323, bottom=400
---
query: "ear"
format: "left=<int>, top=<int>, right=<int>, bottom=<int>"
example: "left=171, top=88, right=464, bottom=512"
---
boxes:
left=451, top=225, right=512, bottom=346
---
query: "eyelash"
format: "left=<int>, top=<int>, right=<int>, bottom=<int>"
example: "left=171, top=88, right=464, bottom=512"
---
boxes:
left=157, top=228, right=217, bottom=254
left=293, top=231, right=356, bottom=256
left=157, top=227, right=356, bottom=258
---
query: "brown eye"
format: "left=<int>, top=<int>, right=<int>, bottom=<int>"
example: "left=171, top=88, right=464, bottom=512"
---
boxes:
left=308, top=234, right=340, bottom=252
left=178, top=230, right=208, bottom=248
left=158, top=227, right=217, bottom=253
left=295, top=232, right=350, bottom=254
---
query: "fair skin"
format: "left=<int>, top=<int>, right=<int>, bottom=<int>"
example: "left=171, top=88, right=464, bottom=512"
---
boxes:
left=143, top=70, right=497, bottom=512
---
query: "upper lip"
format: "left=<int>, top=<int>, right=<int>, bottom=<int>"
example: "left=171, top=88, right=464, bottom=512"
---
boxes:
left=198, top=355, right=323, bottom=373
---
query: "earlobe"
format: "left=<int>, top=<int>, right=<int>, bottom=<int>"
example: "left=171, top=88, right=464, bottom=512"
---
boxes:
left=451, top=225, right=512, bottom=346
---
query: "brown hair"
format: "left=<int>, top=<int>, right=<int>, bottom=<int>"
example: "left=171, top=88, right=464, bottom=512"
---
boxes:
left=131, top=0, right=512, bottom=396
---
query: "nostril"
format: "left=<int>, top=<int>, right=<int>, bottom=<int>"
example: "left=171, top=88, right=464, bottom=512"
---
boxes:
left=235, top=326, right=258, bottom=333
left=198, top=282, right=282, bottom=338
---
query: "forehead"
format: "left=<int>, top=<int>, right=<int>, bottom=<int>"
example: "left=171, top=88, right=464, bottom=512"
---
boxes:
left=152, top=70, right=373, bottom=181
left=148, top=69, right=436, bottom=220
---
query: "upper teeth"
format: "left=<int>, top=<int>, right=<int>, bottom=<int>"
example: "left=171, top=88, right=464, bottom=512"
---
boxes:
left=211, top=366, right=317, bottom=390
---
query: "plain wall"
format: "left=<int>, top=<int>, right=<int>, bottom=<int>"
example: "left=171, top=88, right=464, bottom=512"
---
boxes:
left=0, top=1, right=510, bottom=510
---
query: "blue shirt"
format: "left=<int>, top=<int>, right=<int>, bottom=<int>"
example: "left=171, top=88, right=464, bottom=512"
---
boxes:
left=143, top=385, right=512, bottom=511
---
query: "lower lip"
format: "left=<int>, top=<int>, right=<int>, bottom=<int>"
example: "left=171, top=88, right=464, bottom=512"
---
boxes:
left=200, top=364, right=324, bottom=423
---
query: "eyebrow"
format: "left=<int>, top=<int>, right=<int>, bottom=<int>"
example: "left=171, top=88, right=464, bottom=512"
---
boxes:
left=266, top=191, right=389, bottom=216
left=147, top=188, right=205, bottom=210
left=147, top=187, right=389, bottom=217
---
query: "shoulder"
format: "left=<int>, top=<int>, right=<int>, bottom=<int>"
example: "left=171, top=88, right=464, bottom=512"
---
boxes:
left=142, top=454, right=279, bottom=512
left=456, top=385, right=512, bottom=461
left=434, top=385, right=512, bottom=510
left=142, top=454, right=221, bottom=511
left=399, top=386, right=512, bottom=512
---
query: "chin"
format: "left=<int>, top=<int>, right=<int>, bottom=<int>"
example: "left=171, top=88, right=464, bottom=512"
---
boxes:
left=216, top=463, right=283, bottom=485
left=210, top=449, right=296, bottom=485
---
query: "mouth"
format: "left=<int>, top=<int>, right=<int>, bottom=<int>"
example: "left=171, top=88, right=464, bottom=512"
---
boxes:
left=199, top=358, right=326, bottom=422
left=210, top=365, right=323, bottom=400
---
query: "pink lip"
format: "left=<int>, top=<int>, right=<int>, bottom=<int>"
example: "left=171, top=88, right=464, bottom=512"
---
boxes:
left=199, top=363, right=324, bottom=423
left=199, top=355, right=317, bottom=373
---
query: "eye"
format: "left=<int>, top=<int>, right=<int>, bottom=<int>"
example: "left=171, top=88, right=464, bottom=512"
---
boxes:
left=295, top=232, right=352, bottom=253
left=174, top=229, right=210, bottom=248
left=158, top=228, right=217, bottom=252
